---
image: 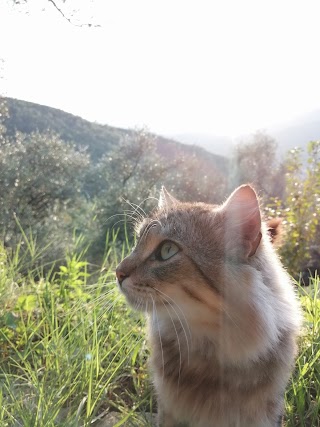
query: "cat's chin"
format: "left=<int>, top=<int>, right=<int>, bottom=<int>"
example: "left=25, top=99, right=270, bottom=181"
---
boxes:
left=122, top=292, right=167, bottom=314
left=126, top=296, right=172, bottom=315
left=124, top=296, right=150, bottom=312
left=120, top=279, right=155, bottom=312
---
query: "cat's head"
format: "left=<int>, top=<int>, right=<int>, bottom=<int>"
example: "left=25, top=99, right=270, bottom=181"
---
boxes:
left=116, top=185, right=270, bottom=318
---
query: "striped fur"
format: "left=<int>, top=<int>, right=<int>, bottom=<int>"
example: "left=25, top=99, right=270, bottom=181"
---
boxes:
left=116, top=185, right=300, bottom=427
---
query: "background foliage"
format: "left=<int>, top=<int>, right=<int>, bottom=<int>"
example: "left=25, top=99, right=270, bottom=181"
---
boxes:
left=2, top=97, right=319, bottom=276
left=0, top=233, right=319, bottom=426
left=0, top=96, right=319, bottom=425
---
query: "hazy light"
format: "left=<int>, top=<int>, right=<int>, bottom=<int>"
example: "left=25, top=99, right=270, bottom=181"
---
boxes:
left=1, top=0, right=320, bottom=137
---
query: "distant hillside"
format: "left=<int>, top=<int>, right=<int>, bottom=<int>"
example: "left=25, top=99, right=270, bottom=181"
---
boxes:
left=172, top=133, right=234, bottom=157
left=171, top=110, right=320, bottom=157
left=3, top=97, right=229, bottom=175
left=269, top=111, right=320, bottom=155
left=4, top=97, right=126, bottom=162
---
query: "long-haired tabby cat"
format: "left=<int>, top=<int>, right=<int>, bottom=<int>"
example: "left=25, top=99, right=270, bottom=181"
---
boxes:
left=116, top=185, right=300, bottom=427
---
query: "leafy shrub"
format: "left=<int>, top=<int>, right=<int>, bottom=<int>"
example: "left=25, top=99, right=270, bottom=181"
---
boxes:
left=0, top=239, right=319, bottom=426
left=0, top=238, right=151, bottom=426
left=265, top=141, right=320, bottom=276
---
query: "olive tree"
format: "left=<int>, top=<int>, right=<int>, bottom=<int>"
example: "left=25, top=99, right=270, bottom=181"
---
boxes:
left=0, top=131, right=89, bottom=249
left=231, top=131, right=284, bottom=199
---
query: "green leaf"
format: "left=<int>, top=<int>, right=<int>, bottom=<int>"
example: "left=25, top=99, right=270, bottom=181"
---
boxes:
left=3, top=312, right=19, bottom=329
left=16, top=294, right=37, bottom=311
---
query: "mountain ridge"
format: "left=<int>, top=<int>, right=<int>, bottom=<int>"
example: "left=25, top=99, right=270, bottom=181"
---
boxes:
left=170, top=110, right=320, bottom=157
left=3, top=97, right=229, bottom=176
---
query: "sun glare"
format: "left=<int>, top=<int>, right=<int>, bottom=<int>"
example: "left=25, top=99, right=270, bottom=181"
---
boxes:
left=1, top=0, right=320, bottom=137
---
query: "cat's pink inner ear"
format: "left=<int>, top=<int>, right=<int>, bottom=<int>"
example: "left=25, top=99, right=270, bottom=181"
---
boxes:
left=158, top=186, right=179, bottom=210
left=222, top=185, right=262, bottom=257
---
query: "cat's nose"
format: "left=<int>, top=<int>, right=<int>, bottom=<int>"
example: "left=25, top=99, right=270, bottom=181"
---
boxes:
left=116, top=268, right=128, bottom=286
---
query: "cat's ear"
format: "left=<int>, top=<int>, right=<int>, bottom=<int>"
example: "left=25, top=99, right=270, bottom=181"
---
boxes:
left=158, top=186, right=178, bottom=210
left=221, top=185, right=262, bottom=258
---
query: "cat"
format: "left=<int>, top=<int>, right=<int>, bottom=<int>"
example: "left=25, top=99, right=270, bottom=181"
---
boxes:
left=116, top=185, right=301, bottom=427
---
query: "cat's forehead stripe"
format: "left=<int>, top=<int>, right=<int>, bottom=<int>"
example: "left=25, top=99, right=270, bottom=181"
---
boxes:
left=135, top=220, right=167, bottom=255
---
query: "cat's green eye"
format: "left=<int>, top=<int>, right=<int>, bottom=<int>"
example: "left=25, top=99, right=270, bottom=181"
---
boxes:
left=159, top=241, right=179, bottom=261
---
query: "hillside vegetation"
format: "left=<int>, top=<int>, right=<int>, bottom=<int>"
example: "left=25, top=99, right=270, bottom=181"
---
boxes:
left=0, top=96, right=319, bottom=425
left=0, top=238, right=319, bottom=426
left=4, top=97, right=228, bottom=174
left=1, top=96, right=320, bottom=275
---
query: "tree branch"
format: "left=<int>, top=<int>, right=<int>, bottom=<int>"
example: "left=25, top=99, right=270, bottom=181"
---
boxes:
left=12, top=0, right=100, bottom=27
left=47, top=0, right=100, bottom=27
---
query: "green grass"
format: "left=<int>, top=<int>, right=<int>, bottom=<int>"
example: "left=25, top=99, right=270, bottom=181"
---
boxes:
left=285, top=277, right=320, bottom=427
left=0, top=236, right=319, bottom=426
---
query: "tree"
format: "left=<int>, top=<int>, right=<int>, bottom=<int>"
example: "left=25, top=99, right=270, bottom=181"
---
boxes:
left=269, top=141, right=320, bottom=276
left=162, top=151, right=228, bottom=205
left=86, top=129, right=176, bottom=230
left=82, top=128, right=230, bottom=264
left=231, top=131, right=284, bottom=199
left=0, top=131, right=90, bottom=247
left=0, top=96, right=8, bottom=141
left=11, top=0, right=100, bottom=27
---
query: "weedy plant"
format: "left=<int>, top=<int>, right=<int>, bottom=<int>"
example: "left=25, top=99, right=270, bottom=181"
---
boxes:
left=0, top=231, right=151, bottom=427
left=265, top=141, right=320, bottom=277
left=285, top=277, right=320, bottom=427
left=0, top=231, right=319, bottom=426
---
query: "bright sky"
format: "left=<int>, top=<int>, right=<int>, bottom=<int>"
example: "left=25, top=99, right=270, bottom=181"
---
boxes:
left=1, top=0, right=320, bottom=137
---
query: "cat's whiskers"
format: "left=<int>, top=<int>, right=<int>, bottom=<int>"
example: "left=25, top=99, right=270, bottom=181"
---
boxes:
left=122, top=198, right=149, bottom=221
left=125, top=196, right=159, bottom=216
left=88, top=287, right=118, bottom=305
left=154, top=287, right=191, bottom=366
left=60, top=293, right=121, bottom=335
left=103, top=212, right=137, bottom=227
left=87, top=283, right=117, bottom=294
left=123, top=208, right=144, bottom=224
left=66, top=285, right=117, bottom=312
left=90, top=294, right=118, bottom=309
left=145, top=299, right=149, bottom=312
left=161, top=299, right=182, bottom=391
left=123, top=206, right=149, bottom=225
left=123, top=209, right=142, bottom=224
left=134, top=298, right=140, bottom=312
left=95, top=294, right=122, bottom=321
left=140, top=219, right=162, bottom=242
left=134, top=297, right=143, bottom=312
left=85, top=281, right=116, bottom=290
left=111, top=215, right=137, bottom=230
left=151, top=294, right=165, bottom=383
